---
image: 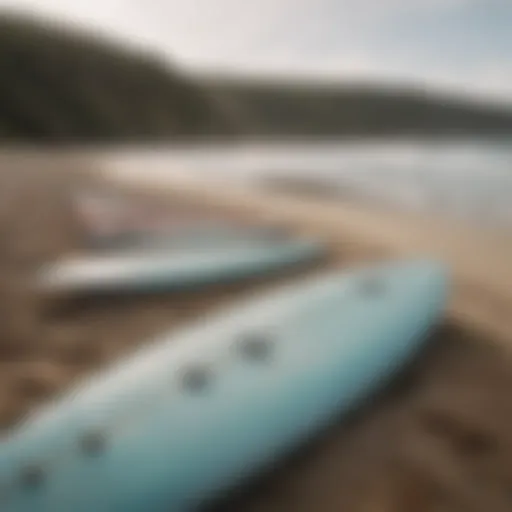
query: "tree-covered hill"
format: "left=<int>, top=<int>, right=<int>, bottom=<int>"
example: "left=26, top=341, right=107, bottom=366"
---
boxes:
left=1, top=12, right=512, bottom=143
left=0, top=13, right=238, bottom=142
left=204, top=75, right=512, bottom=137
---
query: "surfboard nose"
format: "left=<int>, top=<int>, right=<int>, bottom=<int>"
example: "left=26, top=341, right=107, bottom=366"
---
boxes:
left=377, top=258, right=450, bottom=335
left=362, top=258, right=447, bottom=296
left=345, top=258, right=449, bottom=342
left=394, top=258, right=449, bottom=306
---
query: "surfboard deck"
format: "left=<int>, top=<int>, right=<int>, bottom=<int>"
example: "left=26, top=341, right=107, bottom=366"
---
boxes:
left=0, top=259, right=448, bottom=512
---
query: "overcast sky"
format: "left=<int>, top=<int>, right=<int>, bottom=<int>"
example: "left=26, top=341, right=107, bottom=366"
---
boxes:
left=0, top=0, right=510, bottom=102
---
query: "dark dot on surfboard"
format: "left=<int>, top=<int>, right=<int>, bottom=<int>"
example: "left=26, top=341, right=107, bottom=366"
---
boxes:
left=180, top=366, right=212, bottom=393
left=19, top=464, right=45, bottom=490
left=80, top=430, right=107, bottom=456
left=237, top=334, right=273, bottom=362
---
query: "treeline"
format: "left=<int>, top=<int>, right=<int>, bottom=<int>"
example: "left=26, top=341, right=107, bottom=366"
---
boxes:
left=0, top=13, right=237, bottom=142
left=204, top=76, right=512, bottom=137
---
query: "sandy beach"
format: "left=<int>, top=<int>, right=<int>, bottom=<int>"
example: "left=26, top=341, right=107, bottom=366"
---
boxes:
left=1, top=153, right=512, bottom=511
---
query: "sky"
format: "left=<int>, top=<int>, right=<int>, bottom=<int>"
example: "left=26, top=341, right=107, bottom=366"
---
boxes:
left=0, top=0, right=510, bottom=103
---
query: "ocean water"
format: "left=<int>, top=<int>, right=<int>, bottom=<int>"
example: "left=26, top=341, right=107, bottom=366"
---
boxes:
left=98, top=139, right=512, bottom=228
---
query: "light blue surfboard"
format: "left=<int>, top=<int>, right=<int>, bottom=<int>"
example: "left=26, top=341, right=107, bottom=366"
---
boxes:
left=38, top=237, right=325, bottom=295
left=86, top=224, right=288, bottom=253
left=0, top=259, right=448, bottom=512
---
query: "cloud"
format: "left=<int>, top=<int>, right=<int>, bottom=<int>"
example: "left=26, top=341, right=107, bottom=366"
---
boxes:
left=0, top=0, right=510, bottom=102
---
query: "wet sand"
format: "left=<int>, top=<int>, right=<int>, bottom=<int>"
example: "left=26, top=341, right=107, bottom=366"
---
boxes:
left=1, top=156, right=512, bottom=511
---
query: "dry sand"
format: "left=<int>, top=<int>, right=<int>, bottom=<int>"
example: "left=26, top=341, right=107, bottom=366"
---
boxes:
left=0, top=155, right=511, bottom=511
